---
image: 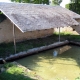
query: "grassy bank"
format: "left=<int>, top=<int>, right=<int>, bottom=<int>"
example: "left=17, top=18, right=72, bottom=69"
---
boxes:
left=0, top=33, right=80, bottom=58
left=0, top=62, right=37, bottom=80
left=0, top=57, right=80, bottom=80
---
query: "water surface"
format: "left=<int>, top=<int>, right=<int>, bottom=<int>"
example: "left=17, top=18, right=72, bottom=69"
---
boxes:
left=17, top=45, right=80, bottom=80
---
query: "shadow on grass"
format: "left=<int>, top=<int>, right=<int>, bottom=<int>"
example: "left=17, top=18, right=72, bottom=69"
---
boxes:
left=0, top=71, right=36, bottom=80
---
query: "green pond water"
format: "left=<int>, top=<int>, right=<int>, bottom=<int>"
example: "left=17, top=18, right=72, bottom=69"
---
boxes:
left=16, top=45, right=80, bottom=80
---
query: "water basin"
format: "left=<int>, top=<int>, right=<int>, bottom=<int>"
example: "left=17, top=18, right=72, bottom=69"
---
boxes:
left=16, top=45, right=80, bottom=80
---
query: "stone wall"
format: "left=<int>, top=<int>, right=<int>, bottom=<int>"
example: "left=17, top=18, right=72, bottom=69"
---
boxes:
left=54, top=19, right=80, bottom=35
left=54, top=26, right=79, bottom=35
left=0, top=18, right=80, bottom=43
left=0, top=18, right=53, bottom=43
left=71, top=19, right=80, bottom=34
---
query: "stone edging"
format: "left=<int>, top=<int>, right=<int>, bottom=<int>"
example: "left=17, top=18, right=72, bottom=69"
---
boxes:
left=1, top=40, right=80, bottom=64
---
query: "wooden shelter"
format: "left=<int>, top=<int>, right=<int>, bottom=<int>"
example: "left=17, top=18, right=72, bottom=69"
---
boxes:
left=0, top=3, right=80, bottom=53
left=0, top=3, right=80, bottom=32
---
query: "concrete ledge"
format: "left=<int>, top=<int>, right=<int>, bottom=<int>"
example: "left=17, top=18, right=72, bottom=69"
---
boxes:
left=5, top=40, right=69, bottom=62
left=69, top=41, right=80, bottom=46
left=0, top=40, right=80, bottom=64
left=0, top=58, right=5, bottom=64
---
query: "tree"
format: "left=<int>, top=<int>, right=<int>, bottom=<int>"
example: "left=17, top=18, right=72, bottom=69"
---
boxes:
left=70, top=0, right=80, bottom=3
left=10, top=0, right=63, bottom=5
left=10, top=0, right=49, bottom=5
left=52, top=0, right=62, bottom=5
left=11, top=0, right=22, bottom=3
left=66, top=0, right=80, bottom=14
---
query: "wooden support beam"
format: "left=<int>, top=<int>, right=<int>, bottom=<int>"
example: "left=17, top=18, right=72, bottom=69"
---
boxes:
left=13, top=24, right=16, bottom=54
left=59, top=27, right=60, bottom=42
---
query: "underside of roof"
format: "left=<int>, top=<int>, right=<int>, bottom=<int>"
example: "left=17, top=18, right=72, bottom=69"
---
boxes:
left=0, top=3, right=80, bottom=33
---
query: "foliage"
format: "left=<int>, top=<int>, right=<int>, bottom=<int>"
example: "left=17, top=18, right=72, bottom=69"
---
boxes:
left=66, top=0, right=80, bottom=14
left=52, top=0, right=62, bottom=5
left=0, top=12, right=3, bottom=14
left=70, top=0, right=80, bottom=3
left=3, top=63, right=15, bottom=69
left=0, top=63, right=36, bottom=80
left=75, top=77, right=80, bottom=80
left=66, top=3, right=80, bottom=14
left=10, top=0, right=49, bottom=4
left=10, top=0, right=63, bottom=5
left=54, top=32, right=71, bottom=35
left=0, top=13, right=6, bottom=23
left=11, top=0, right=22, bottom=3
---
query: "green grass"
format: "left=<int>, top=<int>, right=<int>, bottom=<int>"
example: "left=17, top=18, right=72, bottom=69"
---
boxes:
left=75, top=77, right=80, bottom=80
left=54, top=32, right=72, bottom=35
left=0, top=35, right=59, bottom=57
left=0, top=33, right=80, bottom=58
left=0, top=63, right=36, bottom=80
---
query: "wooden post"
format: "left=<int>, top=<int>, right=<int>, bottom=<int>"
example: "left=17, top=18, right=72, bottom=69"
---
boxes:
left=59, top=27, right=60, bottom=42
left=13, top=24, right=16, bottom=54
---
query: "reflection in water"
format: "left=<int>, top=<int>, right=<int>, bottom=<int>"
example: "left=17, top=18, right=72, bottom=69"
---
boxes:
left=54, top=45, right=71, bottom=55
left=17, top=45, right=80, bottom=80
left=53, top=50, right=58, bottom=57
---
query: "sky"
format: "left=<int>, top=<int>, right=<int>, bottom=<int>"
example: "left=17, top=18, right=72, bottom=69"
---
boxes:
left=0, top=0, right=11, bottom=2
left=0, top=0, right=71, bottom=7
left=60, top=0, right=71, bottom=7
